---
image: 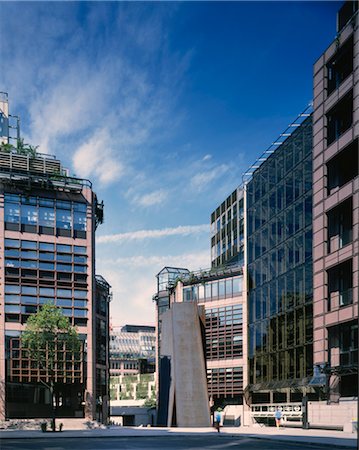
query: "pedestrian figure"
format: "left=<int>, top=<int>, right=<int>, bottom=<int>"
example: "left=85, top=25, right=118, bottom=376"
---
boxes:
left=214, top=409, right=221, bottom=432
left=274, top=407, right=282, bottom=428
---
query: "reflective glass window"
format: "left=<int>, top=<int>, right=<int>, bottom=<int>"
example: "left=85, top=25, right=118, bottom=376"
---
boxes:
left=74, top=211, right=87, bottom=231
left=74, top=290, right=87, bottom=298
left=74, top=265, right=86, bottom=273
left=39, top=252, right=54, bottom=261
left=21, top=260, right=37, bottom=269
left=5, top=295, right=20, bottom=304
left=57, top=244, right=71, bottom=253
left=61, top=308, right=72, bottom=316
left=74, top=299, right=87, bottom=307
left=56, top=209, right=72, bottom=229
left=5, top=239, right=20, bottom=248
left=21, top=296, right=38, bottom=304
left=5, top=249, right=20, bottom=258
left=57, top=264, right=72, bottom=272
left=5, top=305, right=20, bottom=313
left=22, top=286, right=37, bottom=295
left=57, top=253, right=72, bottom=262
left=39, top=198, right=54, bottom=207
left=74, top=246, right=86, bottom=254
left=212, top=282, right=218, bottom=298
left=73, top=202, right=87, bottom=212
left=225, top=279, right=232, bottom=297
left=39, top=243, right=54, bottom=251
left=39, top=287, right=54, bottom=296
left=218, top=281, right=225, bottom=297
left=21, top=241, right=37, bottom=250
left=57, top=201, right=71, bottom=210
left=39, top=262, right=55, bottom=270
left=74, top=255, right=87, bottom=264
left=21, top=250, right=37, bottom=259
left=39, top=207, right=55, bottom=227
left=5, top=203, right=20, bottom=223
left=57, top=289, right=72, bottom=298
left=57, top=298, right=72, bottom=307
left=5, top=285, right=21, bottom=294
left=21, top=205, right=38, bottom=225
left=74, top=309, right=87, bottom=317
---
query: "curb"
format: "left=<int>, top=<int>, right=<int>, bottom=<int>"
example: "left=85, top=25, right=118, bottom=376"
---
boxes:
left=0, top=431, right=357, bottom=447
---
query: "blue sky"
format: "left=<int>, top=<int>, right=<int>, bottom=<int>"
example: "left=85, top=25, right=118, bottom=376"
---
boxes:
left=0, top=1, right=341, bottom=326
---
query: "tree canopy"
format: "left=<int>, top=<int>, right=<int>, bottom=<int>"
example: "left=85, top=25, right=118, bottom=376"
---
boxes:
left=22, top=304, right=81, bottom=373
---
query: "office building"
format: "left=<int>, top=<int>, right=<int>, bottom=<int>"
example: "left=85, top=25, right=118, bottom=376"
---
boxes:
left=246, top=112, right=314, bottom=404
left=311, top=1, right=358, bottom=400
left=211, top=187, right=245, bottom=268
left=0, top=94, right=110, bottom=422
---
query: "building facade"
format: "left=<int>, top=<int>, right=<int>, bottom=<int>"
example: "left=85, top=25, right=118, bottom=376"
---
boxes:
left=246, top=115, right=314, bottom=404
left=109, top=325, right=155, bottom=377
left=0, top=94, right=110, bottom=421
left=312, top=1, right=358, bottom=400
left=211, top=188, right=245, bottom=268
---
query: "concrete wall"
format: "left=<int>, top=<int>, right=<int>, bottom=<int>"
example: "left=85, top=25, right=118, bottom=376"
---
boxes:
left=308, top=400, right=357, bottom=432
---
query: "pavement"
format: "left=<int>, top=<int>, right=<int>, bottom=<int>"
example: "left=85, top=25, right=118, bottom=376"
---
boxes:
left=0, top=425, right=357, bottom=448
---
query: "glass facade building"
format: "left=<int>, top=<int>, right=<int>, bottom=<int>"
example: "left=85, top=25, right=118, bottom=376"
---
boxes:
left=247, top=116, right=313, bottom=399
left=211, top=188, right=245, bottom=268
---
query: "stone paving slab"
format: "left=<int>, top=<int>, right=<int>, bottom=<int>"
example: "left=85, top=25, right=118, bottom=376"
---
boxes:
left=0, top=425, right=357, bottom=448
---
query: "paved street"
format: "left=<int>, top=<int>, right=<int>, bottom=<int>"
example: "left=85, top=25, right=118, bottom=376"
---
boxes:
left=0, top=436, right=347, bottom=450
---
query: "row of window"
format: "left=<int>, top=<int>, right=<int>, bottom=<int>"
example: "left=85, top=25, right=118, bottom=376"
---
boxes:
left=249, top=304, right=313, bottom=357
left=5, top=295, right=87, bottom=307
left=249, top=344, right=313, bottom=383
left=183, top=276, right=242, bottom=302
left=207, top=367, right=243, bottom=396
left=5, top=285, right=87, bottom=297
left=205, top=305, right=243, bottom=326
left=5, top=260, right=87, bottom=273
left=5, top=239, right=87, bottom=254
left=5, top=304, right=88, bottom=317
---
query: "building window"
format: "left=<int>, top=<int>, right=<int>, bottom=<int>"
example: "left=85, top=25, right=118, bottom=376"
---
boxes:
left=326, top=90, right=353, bottom=146
left=326, top=139, right=358, bottom=195
left=327, top=259, right=353, bottom=310
left=327, top=197, right=352, bottom=253
left=3, top=194, right=87, bottom=237
left=326, top=35, right=353, bottom=96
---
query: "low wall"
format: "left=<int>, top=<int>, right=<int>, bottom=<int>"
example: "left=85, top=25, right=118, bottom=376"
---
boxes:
left=308, top=399, right=357, bottom=432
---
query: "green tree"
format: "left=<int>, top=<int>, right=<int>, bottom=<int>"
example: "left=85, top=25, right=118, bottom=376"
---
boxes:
left=22, top=304, right=81, bottom=431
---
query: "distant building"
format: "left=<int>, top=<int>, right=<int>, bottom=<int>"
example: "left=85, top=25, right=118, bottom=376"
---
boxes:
left=109, top=325, right=156, bottom=377
left=0, top=94, right=110, bottom=423
left=311, top=0, right=358, bottom=400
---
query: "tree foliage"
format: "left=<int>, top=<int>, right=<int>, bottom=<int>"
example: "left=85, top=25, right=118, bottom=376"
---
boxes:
left=0, top=139, right=38, bottom=158
left=22, top=304, right=80, bottom=373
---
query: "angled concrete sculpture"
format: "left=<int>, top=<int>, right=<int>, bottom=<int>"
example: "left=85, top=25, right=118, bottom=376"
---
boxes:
left=160, top=302, right=211, bottom=427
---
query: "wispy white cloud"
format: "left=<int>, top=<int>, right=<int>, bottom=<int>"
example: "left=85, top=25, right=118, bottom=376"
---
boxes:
left=97, top=249, right=209, bottom=327
left=203, top=154, right=212, bottom=161
left=99, top=250, right=209, bottom=270
left=97, top=224, right=209, bottom=244
left=73, top=128, right=123, bottom=185
left=190, top=163, right=230, bottom=192
left=132, top=189, right=168, bottom=207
